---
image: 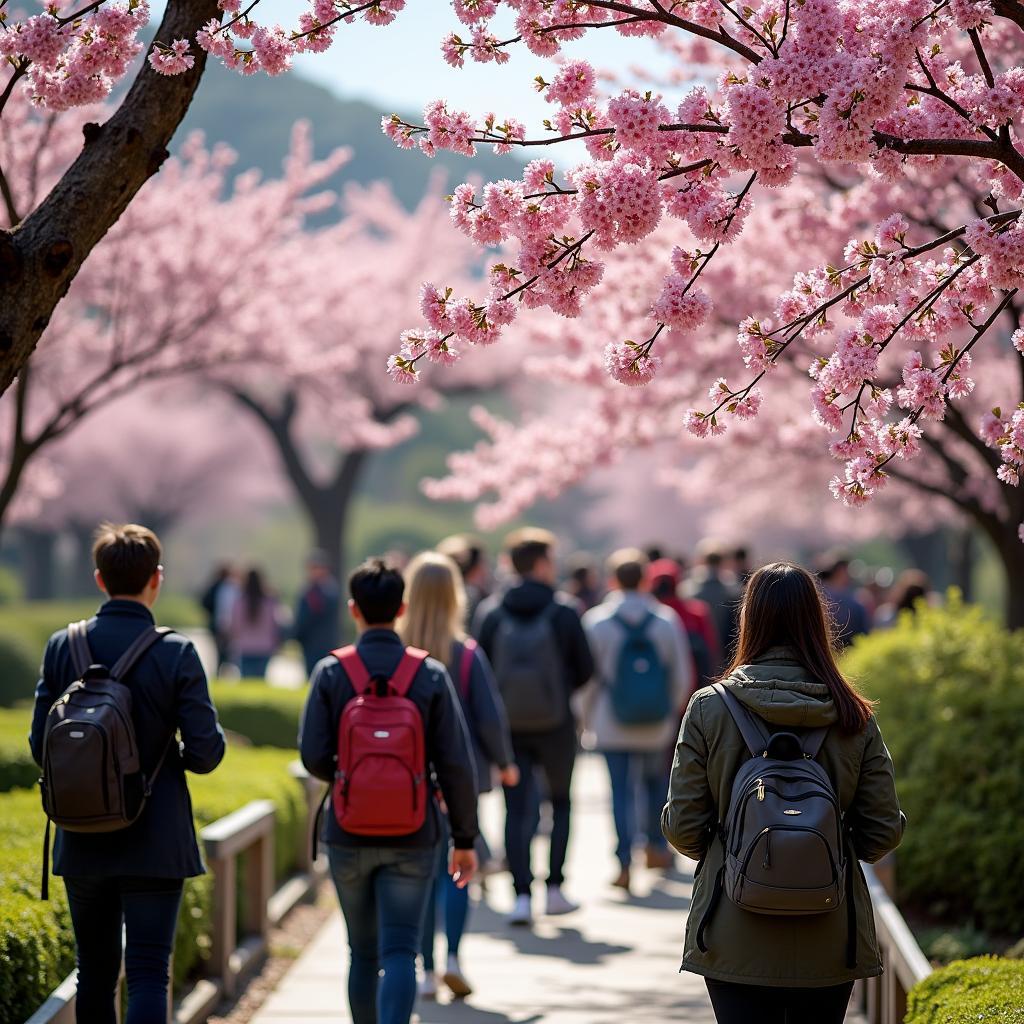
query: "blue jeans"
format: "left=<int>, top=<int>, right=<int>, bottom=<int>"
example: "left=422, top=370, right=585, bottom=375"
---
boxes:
left=328, top=844, right=437, bottom=1024
left=421, top=840, right=470, bottom=972
left=63, top=875, right=183, bottom=1024
left=239, top=654, right=271, bottom=679
left=603, top=751, right=669, bottom=868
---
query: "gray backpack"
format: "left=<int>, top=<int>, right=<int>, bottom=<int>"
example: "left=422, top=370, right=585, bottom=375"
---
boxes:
left=490, top=603, right=566, bottom=732
left=39, top=622, right=174, bottom=897
left=694, top=681, right=852, bottom=959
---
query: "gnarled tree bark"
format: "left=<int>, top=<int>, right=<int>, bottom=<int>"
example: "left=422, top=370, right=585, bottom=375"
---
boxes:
left=0, top=0, right=220, bottom=395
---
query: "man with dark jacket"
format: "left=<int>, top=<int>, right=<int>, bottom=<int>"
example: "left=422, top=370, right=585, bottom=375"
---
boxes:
left=474, top=528, right=595, bottom=926
left=30, top=522, right=225, bottom=1024
left=300, top=558, right=478, bottom=1024
left=293, top=550, right=342, bottom=675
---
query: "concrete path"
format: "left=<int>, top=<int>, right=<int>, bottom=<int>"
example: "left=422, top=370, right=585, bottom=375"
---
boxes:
left=251, top=755, right=866, bottom=1023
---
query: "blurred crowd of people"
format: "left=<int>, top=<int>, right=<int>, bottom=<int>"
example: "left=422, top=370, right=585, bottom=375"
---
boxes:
left=199, top=550, right=342, bottom=679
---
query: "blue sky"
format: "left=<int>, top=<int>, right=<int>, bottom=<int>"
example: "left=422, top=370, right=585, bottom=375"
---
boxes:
left=257, top=3, right=679, bottom=123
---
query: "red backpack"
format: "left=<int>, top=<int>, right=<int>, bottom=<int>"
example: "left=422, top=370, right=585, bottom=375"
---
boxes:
left=331, top=645, right=429, bottom=836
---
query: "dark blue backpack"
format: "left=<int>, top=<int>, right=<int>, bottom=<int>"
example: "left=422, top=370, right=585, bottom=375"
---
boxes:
left=609, top=612, right=671, bottom=725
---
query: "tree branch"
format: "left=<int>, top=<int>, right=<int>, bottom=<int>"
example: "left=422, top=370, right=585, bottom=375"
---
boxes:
left=0, top=0, right=222, bottom=397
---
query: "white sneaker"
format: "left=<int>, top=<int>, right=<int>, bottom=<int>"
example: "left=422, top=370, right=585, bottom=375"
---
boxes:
left=443, top=954, right=473, bottom=998
left=418, top=972, right=439, bottom=1000
left=508, top=893, right=532, bottom=926
left=545, top=885, right=578, bottom=916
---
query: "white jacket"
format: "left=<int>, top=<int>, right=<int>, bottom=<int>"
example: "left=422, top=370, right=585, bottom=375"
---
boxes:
left=579, top=591, right=692, bottom=752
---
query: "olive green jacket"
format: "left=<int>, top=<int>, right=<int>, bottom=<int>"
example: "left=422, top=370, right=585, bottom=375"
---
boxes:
left=662, top=649, right=905, bottom=988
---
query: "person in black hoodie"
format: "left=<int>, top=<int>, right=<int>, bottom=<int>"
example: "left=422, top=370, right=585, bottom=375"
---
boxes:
left=300, top=558, right=479, bottom=1024
left=474, top=528, right=595, bottom=926
left=30, top=523, right=225, bottom=1024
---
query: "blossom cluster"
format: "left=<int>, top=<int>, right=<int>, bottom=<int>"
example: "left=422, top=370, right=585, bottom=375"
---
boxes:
left=0, top=2, right=149, bottom=110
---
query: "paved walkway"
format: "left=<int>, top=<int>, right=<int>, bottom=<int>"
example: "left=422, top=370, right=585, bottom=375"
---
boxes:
left=252, top=756, right=866, bottom=1023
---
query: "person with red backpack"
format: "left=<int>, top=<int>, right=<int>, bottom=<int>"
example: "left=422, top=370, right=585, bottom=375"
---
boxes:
left=299, top=557, right=479, bottom=1024
left=399, top=551, right=517, bottom=1001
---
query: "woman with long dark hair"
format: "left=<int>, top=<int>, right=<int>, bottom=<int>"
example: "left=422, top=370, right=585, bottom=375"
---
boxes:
left=227, top=567, right=285, bottom=679
left=663, top=561, right=905, bottom=1024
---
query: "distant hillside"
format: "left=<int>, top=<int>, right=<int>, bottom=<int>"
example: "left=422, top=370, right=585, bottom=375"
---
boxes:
left=175, top=64, right=518, bottom=207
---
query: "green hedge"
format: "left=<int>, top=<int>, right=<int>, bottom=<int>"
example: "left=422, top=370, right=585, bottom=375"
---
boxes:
left=0, top=706, right=38, bottom=792
left=845, top=594, right=1024, bottom=935
left=905, top=957, right=1024, bottom=1023
left=0, top=597, right=205, bottom=708
left=0, top=629, right=39, bottom=709
left=210, top=682, right=306, bottom=748
left=0, top=744, right=307, bottom=1022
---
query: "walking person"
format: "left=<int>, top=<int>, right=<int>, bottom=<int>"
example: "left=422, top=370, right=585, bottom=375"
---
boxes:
left=475, top=528, right=595, bottom=926
left=582, top=549, right=692, bottom=892
left=662, top=562, right=905, bottom=1024
left=683, top=541, right=742, bottom=672
left=199, top=561, right=236, bottom=674
left=228, top=567, right=285, bottom=679
left=398, top=551, right=518, bottom=1000
left=437, top=534, right=492, bottom=627
left=30, top=523, right=225, bottom=1024
left=294, top=550, right=342, bottom=676
left=299, top=558, right=479, bottom=1024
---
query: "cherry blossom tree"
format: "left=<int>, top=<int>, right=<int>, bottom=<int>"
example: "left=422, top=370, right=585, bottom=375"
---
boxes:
left=0, top=93, right=348, bottom=534
left=3, top=0, right=1024, bottom=589
left=426, top=167, right=1024, bottom=624
left=216, top=179, right=513, bottom=578
left=2, top=91, right=508, bottom=579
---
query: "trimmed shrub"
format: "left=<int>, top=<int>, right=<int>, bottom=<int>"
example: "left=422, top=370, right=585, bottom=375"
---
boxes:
left=0, top=596, right=204, bottom=670
left=905, top=957, right=1024, bottom=1024
left=0, top=706, right=38, bottom=792
left=0, top=628, right=39, bottom=708
left=209, top=682, right=307, bottom=748
left=844, top=594, right=1024, bottom=935
left=1, top=744, right=307, bottom=1022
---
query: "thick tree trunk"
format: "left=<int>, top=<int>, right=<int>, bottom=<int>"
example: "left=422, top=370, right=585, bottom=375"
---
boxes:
left=949, top=527, right=976, bottom=602
left=0, top=0, right=220, bottom=396
left=303, top=454, right=367, bottom=583
left=226, top=388, right=368, bottom=582
left=995, top=527, right=1024, bottom=631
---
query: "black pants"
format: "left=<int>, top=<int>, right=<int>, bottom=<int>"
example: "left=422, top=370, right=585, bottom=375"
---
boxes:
left=705, top=979, right=855, bottom=1024
left=64, top=875, right=184, bottom=1024
left=504, top=723, right=577, bottom=894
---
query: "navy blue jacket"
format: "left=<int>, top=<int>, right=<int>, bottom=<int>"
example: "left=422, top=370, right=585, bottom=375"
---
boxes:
left=448, top=640, right=514, bottom=794
left=293, top=579, right=342, bottom=674
left=30, top=600, right=226, bottom=878
left=299, top=628, right=479, bottom=850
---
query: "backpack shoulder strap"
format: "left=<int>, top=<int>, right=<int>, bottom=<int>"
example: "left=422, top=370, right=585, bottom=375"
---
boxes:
left=391, top=647, right=429, bottom=698
left=459, top=638, right=477, bottom=701
left=712, top=681, right=770, bottom=758
left=66, top=620, right=92, bottom=678
left=110, top=626, right=174, bottom=681
left=801, top=725, right=830, bottom=760
left=333, top=645, right=371, bottom=693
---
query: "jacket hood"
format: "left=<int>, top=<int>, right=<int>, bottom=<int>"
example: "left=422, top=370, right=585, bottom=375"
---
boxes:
left=723, top=646, right=838, bottom=728
left=500, top=579, right=556, bottom=617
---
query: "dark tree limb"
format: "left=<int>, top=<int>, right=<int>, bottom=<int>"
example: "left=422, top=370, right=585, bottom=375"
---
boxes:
left=0, top=0, right=221, bottom=396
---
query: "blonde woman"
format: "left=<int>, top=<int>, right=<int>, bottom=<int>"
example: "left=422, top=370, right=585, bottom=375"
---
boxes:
left=399, top=551, right=518, bottom=1000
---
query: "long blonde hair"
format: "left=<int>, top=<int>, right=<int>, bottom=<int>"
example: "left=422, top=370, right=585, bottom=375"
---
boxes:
left=398, top=551, right=467, bottom=663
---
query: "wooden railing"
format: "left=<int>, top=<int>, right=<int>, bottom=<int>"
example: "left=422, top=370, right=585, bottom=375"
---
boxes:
left=854, top=860, right=933, bottom=1024
left=25, top=764, right=328, bottom=1024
